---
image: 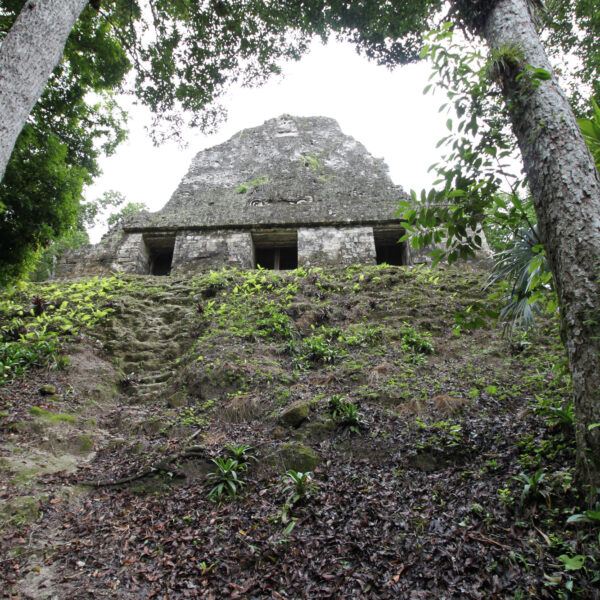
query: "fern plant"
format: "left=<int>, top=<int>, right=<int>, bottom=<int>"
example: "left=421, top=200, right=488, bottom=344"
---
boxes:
left=485, top=224, right=552, bottom=334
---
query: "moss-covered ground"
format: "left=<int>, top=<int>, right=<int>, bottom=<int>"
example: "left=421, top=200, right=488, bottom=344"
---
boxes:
left=0, top=265, right=597, bottom=599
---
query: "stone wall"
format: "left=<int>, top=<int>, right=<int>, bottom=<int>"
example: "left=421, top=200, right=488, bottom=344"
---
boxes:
left=55, top=246, right=113, bottom=278
left=171, top=230, right=254, bottom=274
left=298, top=227, right=376, bottom=267
left=113, top=233, right=150, bottom=274
left=55, top=228, right=124, bottom=278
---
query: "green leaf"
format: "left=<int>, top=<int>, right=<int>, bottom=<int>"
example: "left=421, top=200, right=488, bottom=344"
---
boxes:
left=531, top=67, right=551, bottom=80
left=558, top=555, right=586, bottom=571
left=282, top=519, right=297, bottom=535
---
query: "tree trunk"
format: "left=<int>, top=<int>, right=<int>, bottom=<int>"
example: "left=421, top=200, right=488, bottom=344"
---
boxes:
left=482, top=0, right=600, bottom=489
left=0, top=0, right=89, bottom=182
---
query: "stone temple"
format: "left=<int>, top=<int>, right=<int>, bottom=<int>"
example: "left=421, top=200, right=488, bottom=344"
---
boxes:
left=57, top=115, right=417, bottom=278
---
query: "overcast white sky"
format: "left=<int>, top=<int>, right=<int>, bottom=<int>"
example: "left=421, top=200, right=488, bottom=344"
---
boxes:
left=87, top=39, right=451, bottom=242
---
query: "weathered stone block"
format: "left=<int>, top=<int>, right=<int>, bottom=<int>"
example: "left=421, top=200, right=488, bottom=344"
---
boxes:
left=298, top=226, right=376, bottom=267
left=171, top=230, right=254, bottom=273
left=279, top=401, right=310, bottom=428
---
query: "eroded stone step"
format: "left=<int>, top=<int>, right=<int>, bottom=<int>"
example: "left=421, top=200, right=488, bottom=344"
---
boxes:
left=138, top=371, right=173, bottom=385
left=135, top=381, right=166, bottom=394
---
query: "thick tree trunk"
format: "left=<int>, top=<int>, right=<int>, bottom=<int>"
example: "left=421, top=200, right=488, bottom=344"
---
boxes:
left=0, top=0, right=89, bottom=182
left=482, top=0, right=600, bottom=489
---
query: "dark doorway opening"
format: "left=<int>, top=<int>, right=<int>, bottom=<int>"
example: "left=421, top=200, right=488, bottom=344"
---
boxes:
left=253, top=230, right=298, bottom=270
left=255, top=247, right=298, bottom=270
left=144, top=234, right=176, bottom=276
left=374, top=227, right=407, bottom=266
left=151, top=249, right=174, bottom=275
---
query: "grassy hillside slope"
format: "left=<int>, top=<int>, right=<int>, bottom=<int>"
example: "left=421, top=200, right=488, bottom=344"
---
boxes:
left=0, top=265, right=597, bottom=599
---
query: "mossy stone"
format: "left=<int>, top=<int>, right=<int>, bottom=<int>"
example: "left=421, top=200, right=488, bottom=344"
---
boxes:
left=305, top=420, right=335, bottom=442
left=39, top=385, right=57, bottom=395
left=279, top=443, right=320, bottom=472
left=279, top=401, right=310, bottom=428
left=167, top=392, right=187, bottom=408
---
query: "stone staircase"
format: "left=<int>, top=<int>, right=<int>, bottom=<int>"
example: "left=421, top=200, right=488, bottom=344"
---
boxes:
left=97, top=278, right=199, bottom=404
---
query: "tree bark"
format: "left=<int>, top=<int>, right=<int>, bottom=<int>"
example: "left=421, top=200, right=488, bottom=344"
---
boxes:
left=0, top=0, right=89, bottom=182
left=481, top=0, right=600, bottom=489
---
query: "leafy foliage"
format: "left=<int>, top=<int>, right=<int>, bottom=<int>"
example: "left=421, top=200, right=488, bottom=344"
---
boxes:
left=512, top=468, right=549, bottom=507
left=207, top=457, right=245, bottom=501
left=396, top=26, right=525, bottom=267
left=399, top=322, right=434, bottom=355
left=567, top=500, right=600, bottom=526
left=106, top=201, right=149, bottom=228
left=225, top=443, right=255, bottom=463
left=27, top=190, right=131, bottom=282
left=485, top=224, right=553, bottom=334
left=329, top=394, right=363, bottom=433
left=577, top=98, right=600, bottom=168
left=0, top=125, right=87, bottom=286
left=544, top=0, right=600, bottom=114
left=0, top=2, right=128, bottom=286
left=0, top=275, right=135, bottom=385
left=0, top=337, right=60, bottom=386
left=280, top=469, right=315, bottom=529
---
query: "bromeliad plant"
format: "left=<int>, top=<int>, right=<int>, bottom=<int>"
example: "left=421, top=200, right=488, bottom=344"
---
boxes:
left=225, top=443, right=255, bottom=464
left=512, top=468, right=550, bottom=507
left=329, top=394, right=364, bottom=434
left=280, top=470, right=315, bottom=528
left=534, top=396, right=575, bottom=430
left=207, top=457, right=245, bottom=502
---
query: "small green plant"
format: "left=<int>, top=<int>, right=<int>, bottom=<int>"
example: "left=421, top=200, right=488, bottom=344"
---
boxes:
left=283, top=469, right=313, bottom=501
left=558, top=553, right=594, bottom=572
left=0, top=338, right=59, bottom=385
left=303, top=334, right=339, bottom=364
left=280, top=470, right=315, bottom=529
left=545, top=549, right=598, bottom=596
left=173, top=407, right=207, bottom=428
left=301, top=154, right=323, bottom=172
left=236, top=175, right=269, bottom=194
left=339, top=324, right=381, bottom=347
left=567, top=497, right=600, bottom=526
left=399, top=323, right=434, bottom=355
left=512, top=468, right=549, bottom=507
left=497, top=487, right=514, bottom=508
left=535, top=396, right=575, bottom=429
left=225, top=443, right=255, bottom=464
left=288, top=331, right=342, bottom=367
left=329, top=395, right=363, bottom=433
left=198, top=560, right=217, bottom=575
left=207, top=457, right=245, bottom=502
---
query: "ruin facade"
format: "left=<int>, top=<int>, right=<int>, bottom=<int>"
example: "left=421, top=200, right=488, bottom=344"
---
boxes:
left=57, top=115, right=417, bottom=278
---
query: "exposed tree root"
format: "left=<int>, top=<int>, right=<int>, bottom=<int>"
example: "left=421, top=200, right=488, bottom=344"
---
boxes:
left=79, top=446, right=210, bottom=487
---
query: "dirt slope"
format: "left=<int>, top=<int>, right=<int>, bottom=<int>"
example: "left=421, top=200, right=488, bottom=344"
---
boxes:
left=0, top=265, right=595, bottom=599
